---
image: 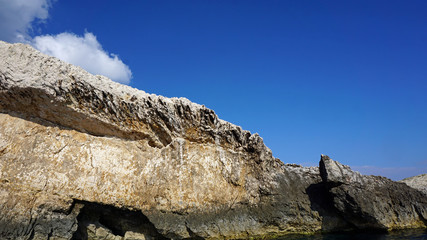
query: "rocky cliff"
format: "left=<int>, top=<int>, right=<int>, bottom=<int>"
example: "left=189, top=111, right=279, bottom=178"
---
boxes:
left=400, top=174, right=427, bottom=196
left=0, top=41, right=426, bottom=240
left=319, top=155, right=427, bottom=230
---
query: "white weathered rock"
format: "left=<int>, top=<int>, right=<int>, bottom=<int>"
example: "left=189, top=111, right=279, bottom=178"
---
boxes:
left=319, top=154, right=370, bottom=185
left=400, top=174, right=427, bottom=195
left=0, top=40, right=322, bottom=239
left=0, top=41, right=426, bottom=239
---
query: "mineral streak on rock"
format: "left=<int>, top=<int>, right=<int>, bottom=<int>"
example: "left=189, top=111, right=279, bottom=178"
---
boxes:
left=0, top=41, right=426, bottom=240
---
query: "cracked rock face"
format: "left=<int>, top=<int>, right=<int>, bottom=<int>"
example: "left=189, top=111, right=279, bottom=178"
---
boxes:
left=319, top=155, right=427, bottom=230
left=400, top=174, right=427, bottom=196
left=0, top=41, right=323, bottom=239
left=0, top=41, right=426, bottom=239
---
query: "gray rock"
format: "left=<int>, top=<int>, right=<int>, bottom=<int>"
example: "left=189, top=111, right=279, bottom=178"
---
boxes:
left=319, top=155, right=427, bottom=230
left=319, top=154, right=365, bottom=184
left=400, top=174, right=427, bottom=195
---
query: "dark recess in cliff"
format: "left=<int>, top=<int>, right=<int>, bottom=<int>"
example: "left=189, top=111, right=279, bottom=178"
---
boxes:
left=72, top=200, right=168, bottom=240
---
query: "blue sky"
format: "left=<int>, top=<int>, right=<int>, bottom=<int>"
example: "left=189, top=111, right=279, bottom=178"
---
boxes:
left=1, top=0, right=426, bottom=180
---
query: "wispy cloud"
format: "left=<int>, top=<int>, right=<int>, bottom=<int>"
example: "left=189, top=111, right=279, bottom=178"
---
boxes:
left=33, top=32, right=132, bottom=84
left=0, top=0, right=132, bottom=84
left=352, top=165, right=427, bottom=181
left=0, top=0, right=51, bottom=42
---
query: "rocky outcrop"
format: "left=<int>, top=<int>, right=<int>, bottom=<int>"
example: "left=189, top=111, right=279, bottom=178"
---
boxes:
left=400, top=174, right=427, bottom=195
left=0, top=41, right=324, bottom=239
left=319, top=155, right=427, bottom=230
left=0, top=41, right=426, bottom=239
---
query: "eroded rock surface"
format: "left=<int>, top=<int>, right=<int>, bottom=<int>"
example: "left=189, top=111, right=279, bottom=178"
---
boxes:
left=319, top=155, right=427, bottom=230
left=0, top=41, right=324, bottom=239
left=0, top=41, right=426, bottom=239
left=400, top=174, right=427, bottom=195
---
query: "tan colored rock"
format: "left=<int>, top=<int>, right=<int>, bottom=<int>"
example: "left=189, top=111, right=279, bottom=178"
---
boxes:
left=86, top=224, right=121, bottom=240
left=124, top=231, right=146, bottom=240
left=0, top=41, right=426, bottom=239
left=0, top=40, right=322, bottom=239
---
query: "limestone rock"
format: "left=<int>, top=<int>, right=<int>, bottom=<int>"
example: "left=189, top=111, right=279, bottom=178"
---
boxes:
left=0, top=41, right=426, bottom=239
left=319, top=154, right=365, bottom=184
left=0, top=40, right=323, bottom=239
left=319, top=155, right=427, bottom=230
left=124, top=231, right=146, bottom=240
left=86, top=223, right=121, bottom=240
left=400, top=174, right=427, bottom=195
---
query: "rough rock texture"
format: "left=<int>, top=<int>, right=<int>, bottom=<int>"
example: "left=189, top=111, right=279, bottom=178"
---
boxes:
left=400, top=174, right=427, bottom=195
left=319, top=155, right=427, bottom=230
left=0, top=41, right=426, bottom=239
left=0, top=41, right=324, bottom=239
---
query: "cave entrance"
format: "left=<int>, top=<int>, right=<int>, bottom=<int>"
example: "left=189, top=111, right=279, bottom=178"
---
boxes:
left=71, top=200, right=168, bottom=240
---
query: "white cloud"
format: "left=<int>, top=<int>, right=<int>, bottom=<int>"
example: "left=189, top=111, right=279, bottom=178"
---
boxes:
left=0, top=0, right=50, bottom=42
left=33, top=32, right=132, bottom=84
left=0, top=1, right=133, bottom=84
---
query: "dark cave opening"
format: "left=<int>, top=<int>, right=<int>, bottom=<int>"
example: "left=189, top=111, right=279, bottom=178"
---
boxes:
left=71, top=200, right=168, bottom=240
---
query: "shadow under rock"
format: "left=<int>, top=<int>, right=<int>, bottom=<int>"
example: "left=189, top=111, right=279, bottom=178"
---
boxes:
left=71, top=200, right=169, bottom=240
left=306, top=182, right=355, bottom=233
